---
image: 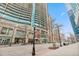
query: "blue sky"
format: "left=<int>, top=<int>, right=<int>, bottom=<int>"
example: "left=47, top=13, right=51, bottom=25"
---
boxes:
left=48, top=3, right=74, bottom=36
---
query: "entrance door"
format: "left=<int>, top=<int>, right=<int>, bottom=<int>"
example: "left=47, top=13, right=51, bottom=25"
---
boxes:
left=15, top=38, right=20, bottom=44
left=14, top=38, right=25, bottom=44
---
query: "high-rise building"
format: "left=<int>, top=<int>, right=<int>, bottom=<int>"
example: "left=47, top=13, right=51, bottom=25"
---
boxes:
left=47, top=16, right=53, bottom=43
left=65, top=3, right=79, bottom=41
left=0, top=3, right=48, bottom=44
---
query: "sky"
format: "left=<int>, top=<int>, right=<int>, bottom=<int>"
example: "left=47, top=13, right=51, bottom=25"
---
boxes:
left=48, top=3, right=74, bottom=36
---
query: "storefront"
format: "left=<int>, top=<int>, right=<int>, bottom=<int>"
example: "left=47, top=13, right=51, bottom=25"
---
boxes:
left=14, top=30, right=26, bottom=44
left=0, top=26, right=13, bottom=45
left=41, top=30, right=47, bottom=43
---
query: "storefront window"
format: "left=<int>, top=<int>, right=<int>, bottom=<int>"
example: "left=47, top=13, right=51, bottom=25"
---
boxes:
left=41, top=30, right=46, bottom=38
left=1, top=27, right=7, bottom=34
left=0, top=27, right=13, bottom=35
left=15, top=30, right=26, bottom=38
left=8, top=29, right=13, bottom=35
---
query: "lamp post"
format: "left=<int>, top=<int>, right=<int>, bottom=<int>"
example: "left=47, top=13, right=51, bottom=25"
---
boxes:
left=31, top=3, right=36, bottom=56
left=32, top=27, right=35, bottom=56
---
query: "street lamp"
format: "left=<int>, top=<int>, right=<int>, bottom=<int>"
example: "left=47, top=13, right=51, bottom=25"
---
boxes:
left=31, top=3, right=36, bottom=56
left=32, top=27, right=36, bottom=56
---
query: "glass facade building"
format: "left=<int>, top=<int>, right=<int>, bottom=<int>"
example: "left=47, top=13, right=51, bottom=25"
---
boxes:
left=0, top=3, right=48, bottom=44
left=66, top=3, right=79, bottom=41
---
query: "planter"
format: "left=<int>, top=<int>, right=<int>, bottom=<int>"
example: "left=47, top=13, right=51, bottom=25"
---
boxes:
left=48, top=46, right=59, bottom=50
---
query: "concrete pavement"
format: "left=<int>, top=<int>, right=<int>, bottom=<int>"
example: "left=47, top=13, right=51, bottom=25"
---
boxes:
left=0, top=43, right=79, bottom=56
left=43, top=43, right=79, bottom=56
left=0, top=43, right=52, bottom=56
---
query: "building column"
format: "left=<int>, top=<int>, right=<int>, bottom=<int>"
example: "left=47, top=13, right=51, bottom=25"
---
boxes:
left=25, top=28, right=28, bottom=43
left=39, top=29, right=42, bottom=43
left=47, top=31, right=48, bottom=42
left=11, top=28, right=17, bottom=43
left=45, top=31, right=48, bottom=43
left=6, top=28, right=9, bottom=35
left=0, top=27, right=2, bottom=34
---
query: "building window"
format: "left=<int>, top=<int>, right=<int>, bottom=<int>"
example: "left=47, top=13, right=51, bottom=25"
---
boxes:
left=1, top=27, right=7, bottom=34
left=0, top=27, right=13, bottom=35
left=15, top=30, right=26, bottom=38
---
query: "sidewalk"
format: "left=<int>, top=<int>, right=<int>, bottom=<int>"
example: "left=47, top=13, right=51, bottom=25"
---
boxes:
left=0, top=43, right=79, bottom=56
left=40, top=43, right=79, bottom=56
left=0, top=43, right=52, bottom=56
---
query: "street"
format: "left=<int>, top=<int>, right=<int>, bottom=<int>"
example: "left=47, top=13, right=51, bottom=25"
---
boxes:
left=0, top=43, right=79, bottom=56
